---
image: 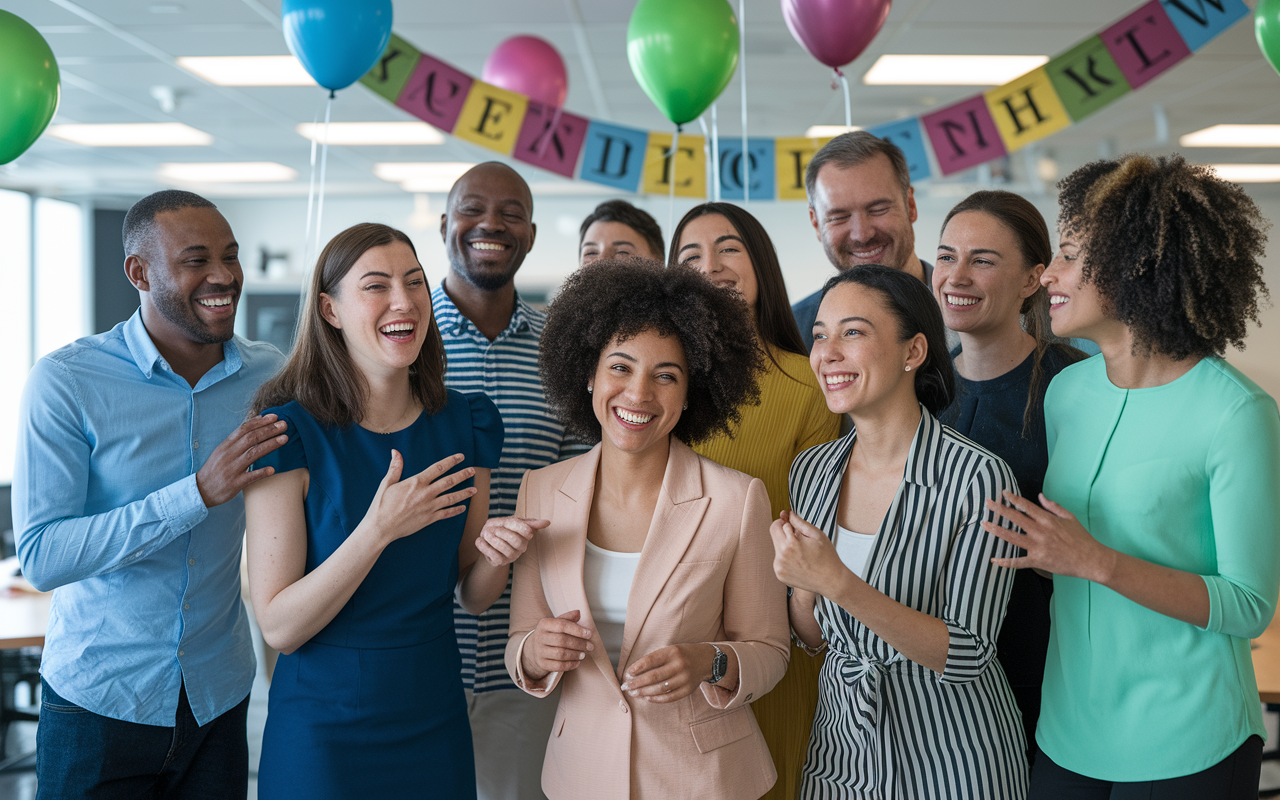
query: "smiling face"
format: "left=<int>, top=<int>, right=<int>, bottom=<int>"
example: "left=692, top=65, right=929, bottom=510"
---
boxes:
left=580, top=220, right=661, bottom=265
left=1042, top=228, right=1113, bottom=341
left=811, top=281, right=926, bottom=417
left=320, top=240, right=431, bottom=379
left=440, top=163, right=536, bottom=291
left=934, top=210, right=1043, bottom=337
left=590, top=328, right=688, bottom=456
left=674, top=213, right=760, bottom=312
left=809, top=154, right=918, bottom=272
left=135, top=206, right=242, bottom=346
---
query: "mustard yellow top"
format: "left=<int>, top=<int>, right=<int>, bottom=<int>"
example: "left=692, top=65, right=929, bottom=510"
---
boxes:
left=693, top=348, right=841, bottom=519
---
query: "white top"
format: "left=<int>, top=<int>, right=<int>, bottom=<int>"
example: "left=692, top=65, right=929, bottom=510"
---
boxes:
left=835, top=524, right=877, bottom=580
left=583, top=539, right=642, bottom=668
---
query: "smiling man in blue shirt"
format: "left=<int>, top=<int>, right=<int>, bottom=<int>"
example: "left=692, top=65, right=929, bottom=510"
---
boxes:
left=14, top=190, right=286, bottom=799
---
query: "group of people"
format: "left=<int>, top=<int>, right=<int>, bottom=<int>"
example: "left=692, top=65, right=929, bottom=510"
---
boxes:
left=12, top=130, right=1280, bottom=800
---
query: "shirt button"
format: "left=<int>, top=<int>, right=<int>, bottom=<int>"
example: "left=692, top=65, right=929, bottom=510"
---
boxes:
left=619, top=700, right=628, bottom=713
left=178, top=650, right=184, bottom=656
left=193, top=441, right=199, bottom=449
left=184, top=604, right=190, bottom=610
left=188, top=558, right=196, bottom=566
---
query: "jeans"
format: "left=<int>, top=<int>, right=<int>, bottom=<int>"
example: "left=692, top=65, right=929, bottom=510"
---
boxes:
left=36, top=677, right=249, bottom=800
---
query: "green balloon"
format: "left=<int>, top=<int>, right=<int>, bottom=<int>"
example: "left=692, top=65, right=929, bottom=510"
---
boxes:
left=1258, top=0, right=1280, bottom=77
left=0, top=10, right=60, bottom=165
left=627, top=0, right=739, bottom=127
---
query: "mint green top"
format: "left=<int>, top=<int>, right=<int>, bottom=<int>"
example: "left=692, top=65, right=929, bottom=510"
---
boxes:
left=1038, top=355, right=1280, bottom=781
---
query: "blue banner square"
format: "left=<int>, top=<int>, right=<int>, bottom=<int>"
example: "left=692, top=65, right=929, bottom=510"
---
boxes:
left=716, top=137, right=776, bottom=201
left=578, top=121, right=649, bottom=193
left=1160, top=0, right=1248, bottom=52
left=866, top=118, right=933, bottom=184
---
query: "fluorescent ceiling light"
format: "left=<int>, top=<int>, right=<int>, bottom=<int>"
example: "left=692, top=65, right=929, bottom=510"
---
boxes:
left=177, top=55, right=315, bottom=86
left=49, top=123, right=212, bottom=146
left=297, top=122, right=446, bottom=146
left=160, top=162, right=298, bottom=182
left=804, top=125, right=862, bottom=138
left=1205, top=164, right=1280, bottom=183
left=863, top=55, right=1048, bottom=86
left=375, top=162, right=476, bottom=192
left=1181, top=125, right=1280, bottom=148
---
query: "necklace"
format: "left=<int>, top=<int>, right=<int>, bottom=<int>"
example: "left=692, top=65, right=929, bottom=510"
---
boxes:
left=365, top=402, right=421, bottom=434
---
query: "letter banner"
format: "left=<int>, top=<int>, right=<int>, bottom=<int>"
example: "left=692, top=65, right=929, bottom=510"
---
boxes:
left=362, top=0, right=1247, bottom=200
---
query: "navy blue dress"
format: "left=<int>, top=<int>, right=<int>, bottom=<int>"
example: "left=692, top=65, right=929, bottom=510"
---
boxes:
left=253, top=391, right=503, bottom=800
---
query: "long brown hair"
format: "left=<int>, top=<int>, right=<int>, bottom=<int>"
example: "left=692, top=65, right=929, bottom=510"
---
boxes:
left=940, top=191, right=1083, bottom=436
left=668, top=202, right=808, bottom=377
left=252, top=223, right=447, bottom=426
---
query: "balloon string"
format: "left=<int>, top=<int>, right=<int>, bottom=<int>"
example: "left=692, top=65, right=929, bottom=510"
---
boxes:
left=710, top=103, right=721, bottom=202
left=839, top=70, right=852, bottom=129
left=668, top=126, right=680, bottom=239
left=314, top=90, right=334, bottom=264
left=738, top=0, right=749, bottom=205
left=698, top=116, right=713, bottom=206
left=303, top=99, right=321, bottom=276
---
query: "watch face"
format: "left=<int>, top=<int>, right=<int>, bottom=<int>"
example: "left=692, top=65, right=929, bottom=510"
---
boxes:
left=711, top=647, right=728, bottom=683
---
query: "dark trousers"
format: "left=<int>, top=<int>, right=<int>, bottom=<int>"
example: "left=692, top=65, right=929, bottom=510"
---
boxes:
left=1029, top=735, right=1263, bottom=800
left=35, top=678, right=249, bottom=800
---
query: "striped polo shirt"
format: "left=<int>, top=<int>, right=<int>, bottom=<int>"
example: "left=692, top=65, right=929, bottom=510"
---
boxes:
left=433, top=285, right=579, bottom=693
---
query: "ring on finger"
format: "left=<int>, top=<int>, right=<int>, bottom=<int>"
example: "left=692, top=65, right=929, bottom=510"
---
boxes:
left=663, top=680, right=669, bottom=691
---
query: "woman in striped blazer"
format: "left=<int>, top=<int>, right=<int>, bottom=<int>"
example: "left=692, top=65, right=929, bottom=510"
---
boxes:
left=771, top=265, right=1028, bottom=799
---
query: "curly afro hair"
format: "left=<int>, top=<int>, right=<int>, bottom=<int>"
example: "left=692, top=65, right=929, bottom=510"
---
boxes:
left=540, top=258, right=764, bottom=446
left=1056, top=153, right=1270, bottom=360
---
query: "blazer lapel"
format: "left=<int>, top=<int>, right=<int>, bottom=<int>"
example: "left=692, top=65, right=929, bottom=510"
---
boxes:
left=548, top=445, right=621, bottom=689
left=617, top=439, right=709, bottom=673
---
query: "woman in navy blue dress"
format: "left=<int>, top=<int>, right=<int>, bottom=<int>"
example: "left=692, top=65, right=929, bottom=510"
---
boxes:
left=243, top=223, right=543, bottom=799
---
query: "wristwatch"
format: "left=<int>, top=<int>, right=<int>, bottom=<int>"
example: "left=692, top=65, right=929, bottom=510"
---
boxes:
left=708, top=644, right=728, bottom=685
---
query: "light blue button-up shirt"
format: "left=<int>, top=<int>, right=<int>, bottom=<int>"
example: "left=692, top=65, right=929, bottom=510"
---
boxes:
left=14, top=310, right=283, bottom=726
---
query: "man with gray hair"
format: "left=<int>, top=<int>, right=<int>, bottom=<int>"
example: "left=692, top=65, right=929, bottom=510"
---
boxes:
left=792, top=131, right=932, bottom=350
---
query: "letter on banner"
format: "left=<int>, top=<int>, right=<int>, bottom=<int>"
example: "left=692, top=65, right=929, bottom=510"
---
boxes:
left=1160, top=0, right=1248, bottom=51
left=984, top=68, right=1072, bottom=152
left=579, top=121, right=649, bottom=192
left=865, top=118, right=932, bottom=183
left=1101, top=1, right=1191, bottom=89
left=360, top=33, right=421, bottom=103
left=774, top=137, right=833, bottom=200
left=922, top=97, right=1007, bottom=177
left=717, top=138, right=776, bottom=201
left=453, top=82, right=529, bottom=156
left=396, top=54, right=473, bottom=133
left=1045, top=36, right=1132, bottom=122
left=514, top=102, right=589, bottom=178
left=642, top=132, right=707, bottom=198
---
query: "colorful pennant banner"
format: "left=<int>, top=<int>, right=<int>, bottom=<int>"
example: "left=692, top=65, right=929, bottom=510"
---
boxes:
left=360, top=0, right=1249, bottom=198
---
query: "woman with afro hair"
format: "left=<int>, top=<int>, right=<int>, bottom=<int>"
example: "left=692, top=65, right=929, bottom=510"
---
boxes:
left=503, top=258, right=790, bottom=799
left=988, top=154, right=1280, bottom=798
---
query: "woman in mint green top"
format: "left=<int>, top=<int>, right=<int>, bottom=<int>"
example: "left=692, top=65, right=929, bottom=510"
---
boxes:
left=987, top=154, right=1280, bottom=799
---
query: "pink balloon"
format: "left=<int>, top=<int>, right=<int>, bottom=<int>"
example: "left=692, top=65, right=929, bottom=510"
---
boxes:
left=782, top=0, right=892, bottom=70
left=482, top=35, right=568, bottom=107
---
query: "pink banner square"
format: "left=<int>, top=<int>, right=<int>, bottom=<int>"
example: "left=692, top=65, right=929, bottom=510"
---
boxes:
left=1101, top=1, right=1190, bottom=90
left=395, top=54, right=473, bottom=133
left=513, top=102, right=590, bottom=178
left=922, top=96, right=1007, bottom=176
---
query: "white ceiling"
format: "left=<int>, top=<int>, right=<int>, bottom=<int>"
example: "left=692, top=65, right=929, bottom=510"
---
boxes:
left=2, top=0, right=1279, bottom=201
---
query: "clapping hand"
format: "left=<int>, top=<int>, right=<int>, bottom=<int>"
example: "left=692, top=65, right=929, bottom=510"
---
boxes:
left=522, top=610, right=594, bottom=681
left=622, top=644, right=717, bottom=704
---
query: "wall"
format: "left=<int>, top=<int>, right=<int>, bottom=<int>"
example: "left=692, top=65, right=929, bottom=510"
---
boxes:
left=216, top=185, right=1280, bottom=399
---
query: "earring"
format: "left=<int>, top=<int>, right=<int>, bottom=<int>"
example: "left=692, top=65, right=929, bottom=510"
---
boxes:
left=587, top=385, right=593, bottom=394
left=683, top=402, right=688, bottom=410
left=905, top=365, right=912, bottom=372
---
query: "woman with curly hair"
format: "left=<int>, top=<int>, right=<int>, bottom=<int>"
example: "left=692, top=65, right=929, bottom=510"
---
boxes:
left=775, top=265, right=1028, bottom=799
left=503, top=258, right=790, bottom=799
left=671, top=202, right=840, bottom=800
left=988, top=154, right=1280, bottom=798
left=933, top=190, right=1086, bottom=762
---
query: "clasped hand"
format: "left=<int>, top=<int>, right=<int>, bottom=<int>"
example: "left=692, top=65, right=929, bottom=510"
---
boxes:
left=476, top=516, right=548, bottom=567
left=984, top=491, right=1112, bottom=582
left=360, top=450, right=478, bottom=546
left=769, top=509, right=849, bottom=597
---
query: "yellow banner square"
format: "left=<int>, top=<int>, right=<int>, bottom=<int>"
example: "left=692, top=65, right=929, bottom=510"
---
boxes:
left=984, top=68, right=1071, bottom=153
left=452, top=81, right=529, bottom=156
left=774, top=137, right=832, bottom=200
left=641, top=132, right=707, bottom=198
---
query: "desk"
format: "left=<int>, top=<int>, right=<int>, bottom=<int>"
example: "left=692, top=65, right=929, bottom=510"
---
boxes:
left=1254, top=614, right=1280, bottom=704
left=0, top=591, right=49, bottom=650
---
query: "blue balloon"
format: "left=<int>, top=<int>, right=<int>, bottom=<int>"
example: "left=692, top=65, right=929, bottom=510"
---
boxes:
left=282, top=0, right=393, bottom=92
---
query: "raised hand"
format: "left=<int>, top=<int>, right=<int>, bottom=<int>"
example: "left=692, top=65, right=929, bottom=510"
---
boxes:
left=196, top=414, right=289, bottom=507
left=621, top=643, right=721, bottom=703
left=360, top=451, right=478, bottom=547
left=984, top=491, right=1110, bottom=581
left=522, top=609, right=594, bottom=681
left=769, top=509, right=848, bottom=597
left=476, top=517, right=549, bottom=567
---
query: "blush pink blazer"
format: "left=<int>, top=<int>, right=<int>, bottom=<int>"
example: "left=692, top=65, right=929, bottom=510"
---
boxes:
left=504, top=439, right=790, bottom=800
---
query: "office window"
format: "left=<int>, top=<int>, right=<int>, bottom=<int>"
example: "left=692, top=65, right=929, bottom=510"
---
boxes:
left=34, top=197, right=89, bottom=360
left=0, top=190, right=33, bottom=485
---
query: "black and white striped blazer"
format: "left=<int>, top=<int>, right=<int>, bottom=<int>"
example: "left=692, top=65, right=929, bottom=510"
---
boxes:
left=791, top=407, right=1029, bottom=800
